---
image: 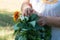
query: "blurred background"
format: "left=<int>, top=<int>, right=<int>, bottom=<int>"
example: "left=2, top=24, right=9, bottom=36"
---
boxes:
left=0, top=0, right=24, bottom=40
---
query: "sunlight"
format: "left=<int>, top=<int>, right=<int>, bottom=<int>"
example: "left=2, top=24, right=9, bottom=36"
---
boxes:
left=0, top=0, right=23, bottom=12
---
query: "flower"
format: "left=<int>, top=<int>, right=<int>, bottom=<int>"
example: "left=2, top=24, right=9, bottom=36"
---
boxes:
left=13, top=11, right=19, bottom=22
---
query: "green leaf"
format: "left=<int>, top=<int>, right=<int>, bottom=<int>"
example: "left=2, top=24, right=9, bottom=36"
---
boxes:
left=17, top=22, right=31, bottom=30
left=18, top=36, right=22, bottom=40
left=29, top=14, right=39, bottom=21
left=13, top=24, right=19, bottom=30
left=17, top=22, right=25, bottom=28
left=24, top=16, right=29, bottom=21
left=20, top=15, right=29, bottom=22
left=20, top=15, right=25, bottom=21
left=15, top=34, right=20, bottom=40
left=18, top=36, right=27, bottom=40
left=29, top=21, right=36, bottom=27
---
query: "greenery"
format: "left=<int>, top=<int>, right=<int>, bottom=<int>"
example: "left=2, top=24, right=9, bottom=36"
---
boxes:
left=0, top=12, right=14, bottom=26
left=0, top=12, right=14, bottom=40
left=14, top=13, right=51, bottom=40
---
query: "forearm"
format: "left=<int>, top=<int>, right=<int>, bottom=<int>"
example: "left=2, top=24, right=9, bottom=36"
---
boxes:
left=46, top=16, right=60, bottom=27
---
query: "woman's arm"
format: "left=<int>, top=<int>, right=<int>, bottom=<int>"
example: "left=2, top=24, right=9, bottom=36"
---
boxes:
left=38, top=16, right=60, bottom=27
left=46, top=16, right=60, bottom=27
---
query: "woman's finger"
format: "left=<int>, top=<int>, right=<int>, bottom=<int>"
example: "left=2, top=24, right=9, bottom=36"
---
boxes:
left=22, top=8, right=34, bottom=16
left=22, top=10, right=27, bottom=16
left=28, top=9, right=31, bottom=14
left=37, top=19, right=43, bottom=25
left=26, top=8, right=32, bottom=16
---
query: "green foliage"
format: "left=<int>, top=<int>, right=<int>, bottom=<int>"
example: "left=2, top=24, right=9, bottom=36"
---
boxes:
left=14, top=14, right=51, bottom=40
left=0, top=13, right=14, bottom=26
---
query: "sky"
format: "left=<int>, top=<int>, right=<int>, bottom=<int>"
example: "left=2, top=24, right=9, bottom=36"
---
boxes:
left=0, top=0, right=23, bottom=12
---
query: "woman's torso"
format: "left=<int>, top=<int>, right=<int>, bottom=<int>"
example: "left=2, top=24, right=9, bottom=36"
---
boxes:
left=30, top=0, right=60, bottom=40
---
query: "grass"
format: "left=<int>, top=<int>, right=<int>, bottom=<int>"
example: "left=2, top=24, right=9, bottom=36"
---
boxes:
left=0, top=12, right=14, bottom=26
left=0, top=12, right=15, bottom=40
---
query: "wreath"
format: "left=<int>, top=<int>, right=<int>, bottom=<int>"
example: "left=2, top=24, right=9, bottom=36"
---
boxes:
left=13, top=11, right=51, bottom=40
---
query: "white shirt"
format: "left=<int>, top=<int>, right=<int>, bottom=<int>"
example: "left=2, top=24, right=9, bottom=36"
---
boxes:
left=30, top=0, right=60, bottom=40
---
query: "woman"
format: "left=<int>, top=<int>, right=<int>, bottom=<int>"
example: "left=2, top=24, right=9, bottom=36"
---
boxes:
left=21, top=0, right=60, bottom=40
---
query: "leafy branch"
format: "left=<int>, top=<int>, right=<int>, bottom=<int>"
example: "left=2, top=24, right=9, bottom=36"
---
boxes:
left=13, top=13, right=51, bottom=40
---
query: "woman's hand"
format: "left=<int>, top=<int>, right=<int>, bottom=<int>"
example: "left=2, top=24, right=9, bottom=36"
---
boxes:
left=37, top=16, right=47, bottom=26
left=22, top=8, right=33, bottom=16
left=21, top=2, right=34, bottom=16
left=37, top=16, right=60, bottom=27
left=21, top=2, right=37, bottom=16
